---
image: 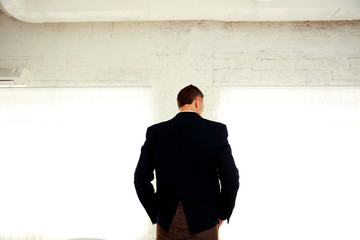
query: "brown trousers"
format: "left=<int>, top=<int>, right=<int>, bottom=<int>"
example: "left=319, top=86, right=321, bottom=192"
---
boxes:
left=156, top=205, right=219, bottom=240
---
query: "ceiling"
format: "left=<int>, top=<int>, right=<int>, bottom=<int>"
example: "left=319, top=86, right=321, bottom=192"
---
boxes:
left=1, top=0, right=360, bottom=23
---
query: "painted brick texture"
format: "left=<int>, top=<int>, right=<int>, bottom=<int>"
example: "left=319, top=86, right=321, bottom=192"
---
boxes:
left=0, top=13, right=360, bottom=120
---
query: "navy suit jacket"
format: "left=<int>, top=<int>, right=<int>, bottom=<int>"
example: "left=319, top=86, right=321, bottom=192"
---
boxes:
left=134, top=112, right=239, bottom=234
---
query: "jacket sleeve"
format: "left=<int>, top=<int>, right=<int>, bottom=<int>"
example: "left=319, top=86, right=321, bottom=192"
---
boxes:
left=217, top=124, right=239, bottom=222
left=134, top=127, right=157, bottom=224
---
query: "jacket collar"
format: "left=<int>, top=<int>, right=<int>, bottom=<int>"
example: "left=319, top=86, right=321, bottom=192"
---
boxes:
left=174, top=111, right=202, bottom=119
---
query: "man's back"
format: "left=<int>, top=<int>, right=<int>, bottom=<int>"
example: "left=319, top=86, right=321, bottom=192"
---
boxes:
left=134, top=84, right=239, bottom=239
left=135, top=112, right=239, bottom=234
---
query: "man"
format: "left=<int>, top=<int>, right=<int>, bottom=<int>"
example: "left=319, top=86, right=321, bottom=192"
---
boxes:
left=134, top=85, right=239, bottom=239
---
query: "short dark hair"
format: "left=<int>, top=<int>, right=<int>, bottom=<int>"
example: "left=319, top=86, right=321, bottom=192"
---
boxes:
left=177, top=85, right=204, bottom=108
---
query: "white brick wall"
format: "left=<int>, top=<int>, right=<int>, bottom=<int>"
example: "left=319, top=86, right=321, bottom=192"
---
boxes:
left=0, top=13, right=360, bottom=121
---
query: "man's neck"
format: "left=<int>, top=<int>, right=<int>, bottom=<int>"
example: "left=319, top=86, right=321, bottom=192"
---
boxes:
left=179, top=104, right=202, bottom=116
left=179, top=105, right=196, bottom=112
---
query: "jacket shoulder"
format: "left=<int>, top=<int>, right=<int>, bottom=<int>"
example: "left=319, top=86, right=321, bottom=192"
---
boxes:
left=146, top=119, right=171, bottom=131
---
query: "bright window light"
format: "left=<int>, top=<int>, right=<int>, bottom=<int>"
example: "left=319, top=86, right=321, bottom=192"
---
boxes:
left=218, top=87, right=360, bottom=240
left=0, top=88, right=154, bottom=240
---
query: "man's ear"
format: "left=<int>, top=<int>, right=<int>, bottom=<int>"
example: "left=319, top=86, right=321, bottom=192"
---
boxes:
left=194, top=97, right=201, bottom=107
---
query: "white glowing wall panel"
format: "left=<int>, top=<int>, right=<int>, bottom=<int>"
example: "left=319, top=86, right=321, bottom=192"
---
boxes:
left=0, top=88, right=154, bottom=240
left=218, top=87, right=360, bottom=240
left=1, top=87, right=360, bottom=240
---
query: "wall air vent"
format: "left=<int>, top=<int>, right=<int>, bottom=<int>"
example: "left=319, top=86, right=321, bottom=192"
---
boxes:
left=0, top=68, right=29, bottom=87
